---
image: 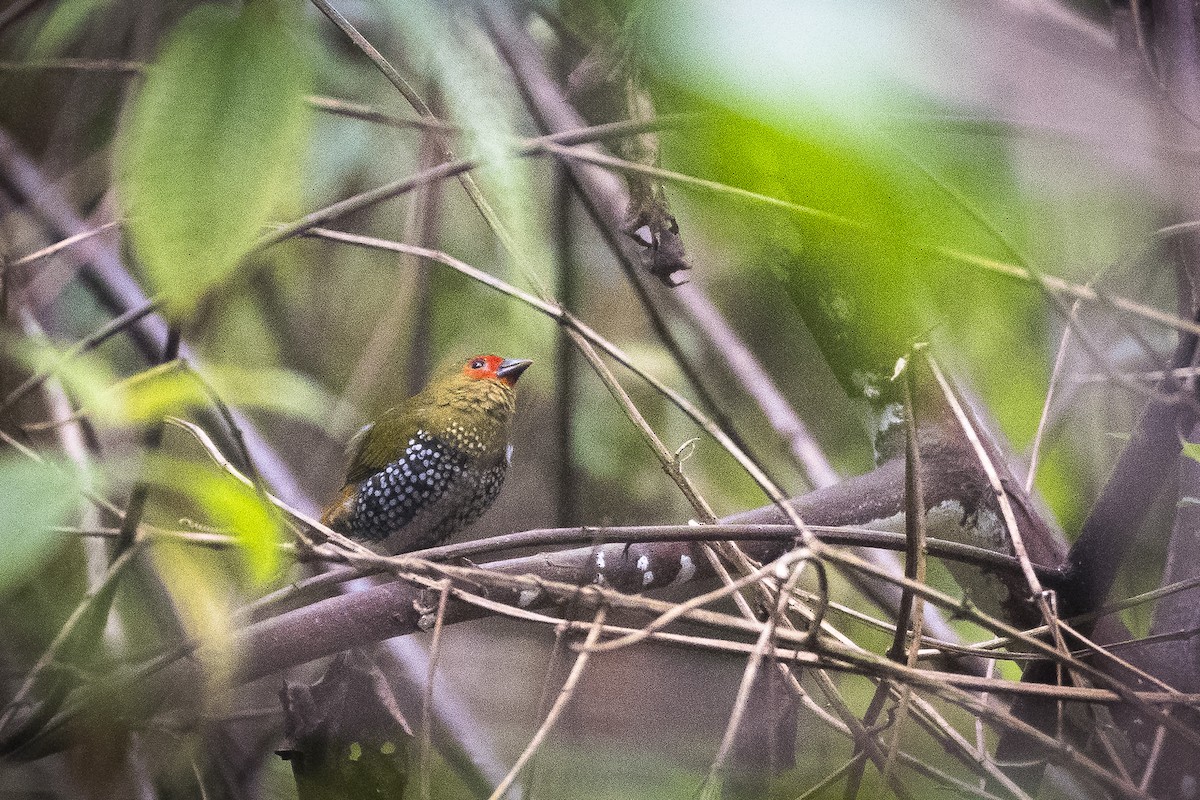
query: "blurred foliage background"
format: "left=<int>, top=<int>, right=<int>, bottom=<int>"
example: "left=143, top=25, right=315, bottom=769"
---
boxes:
left=0, top=0, right=1188, bottom=797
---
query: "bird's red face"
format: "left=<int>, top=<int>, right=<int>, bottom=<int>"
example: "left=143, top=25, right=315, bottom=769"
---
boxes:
left=462, top=354, right=533, bottom=387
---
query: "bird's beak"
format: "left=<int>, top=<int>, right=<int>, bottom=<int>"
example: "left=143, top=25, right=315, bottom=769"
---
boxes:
left=496, top=358, right=533, bottom=385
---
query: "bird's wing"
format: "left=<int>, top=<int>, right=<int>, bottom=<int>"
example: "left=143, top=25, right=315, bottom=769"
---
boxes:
left=344, top=408, right=421, bottom=485
left=346, top=422, right=373, bottom=457
left=340, top=422, right=376, bottom=485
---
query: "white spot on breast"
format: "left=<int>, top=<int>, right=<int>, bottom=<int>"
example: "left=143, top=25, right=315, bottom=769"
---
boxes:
left=517, top=588, right=540, bottom=608
left=642, top=571, right=654, bottom=586
left=595, top=550, right=606, bottom=570
left=669, top=554, right=696, bottom=587
left=506, top=443, right=514, bottom=463
left=636, top=555, right=649, bottom=571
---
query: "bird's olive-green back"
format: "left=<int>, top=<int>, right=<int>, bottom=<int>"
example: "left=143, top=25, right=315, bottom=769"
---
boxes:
left=344, top=368, right=517, bottom=485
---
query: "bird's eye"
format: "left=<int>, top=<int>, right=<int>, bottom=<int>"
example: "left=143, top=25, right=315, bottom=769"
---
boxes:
left=470, top=358, right=485, bottom=370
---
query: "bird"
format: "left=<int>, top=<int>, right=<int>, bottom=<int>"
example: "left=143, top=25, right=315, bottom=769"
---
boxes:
left=321, top=354, right=532, bottom=554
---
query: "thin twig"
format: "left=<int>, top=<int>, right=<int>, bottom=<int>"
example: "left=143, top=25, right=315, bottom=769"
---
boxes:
left=883, top=365, right=930, bottom=782
left=1139, top=723, right=1168, bottom=793
left=844, top=359, right=929, bottom=800
left=0, top=298, right=160, bottom=417
left=1026, top=300, right=1081, bottom=491
left=522, top=623, right=569, bottom=800
left=795, top=755, right=866, bottom=800
left=305, top=95, right=457, bottom=131
left=0, top=542, right=144, bottom=738
left=9, top=221, right=122, bottom=269
left=485, top=606, right=607, bottom=800
left=700, top=554, right=809, bottom=798
left=419, top=580, right=452, bottom=800
left=0, top=57, right=144, bottom=73
left=116, top=326, right=180, bottom=554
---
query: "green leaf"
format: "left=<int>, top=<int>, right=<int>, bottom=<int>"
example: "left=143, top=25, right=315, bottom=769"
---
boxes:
left=197, top=471, right=281, bottom=586
left=119, top=0, right=311, bottom=317
left=1181, top=439, right=1200, bottom=465
left=11, top=341, right=331, bottom=427
left=111, top=363, right=208, bottom=422
left=643, top=0, right=1056, bottom=423
left=30, top=0, right=112, bottom=56
left=200, top=363, right=332, bottom=423
left=7, top=338, right=125, bottom=420
left=115, top=362, right=331, bottom=425
left=145, top=458, right=282, bottom=584
left=387, top=0, right=553, bottom=290
left=0, top=457, right=87, bottom=594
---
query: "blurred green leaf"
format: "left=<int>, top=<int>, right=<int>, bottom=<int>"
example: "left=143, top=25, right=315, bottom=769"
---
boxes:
left=641, top=1, right=1054, bottom=429
left=112, top=363, right=213, bottom=422
left=13, top=341, right=331, bottom=427
left=151, top=540, right=237, bottom=690
left=115, top=361, right=332, bottom=425
left=201, top=363, right=332, bottom=423
left=145, top=457, right=282, bottom=584
left=8, top=338, right=125, bottom=420
left=385, top=0, right=552, bottom=291
left=30, top=0, right=112, bottom=55
left=1181, top=439, right=1200, bottom=464
left=118, top=0, right=311, bottom=316
left=0, top=457, right=87, bottom=595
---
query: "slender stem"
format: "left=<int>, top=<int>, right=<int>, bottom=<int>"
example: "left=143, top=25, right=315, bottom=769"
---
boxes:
left=552, top=158, right=578, bottom=528
left=9, top=221, right=122, bottom=269
left=0, top=299, right=160, bottom=418
left=701, top=557, right=808, bottom=797
left=418, top=581, right=452, bottom=800
left=1026, top=301, right=1080, bottom=491
left=0, top=543, right=144, bottom=737
left=485, top=607, right=607, bottom=800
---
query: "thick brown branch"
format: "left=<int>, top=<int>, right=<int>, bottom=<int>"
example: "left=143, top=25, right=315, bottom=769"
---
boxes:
left=233, top=430, right=1064, bottom=683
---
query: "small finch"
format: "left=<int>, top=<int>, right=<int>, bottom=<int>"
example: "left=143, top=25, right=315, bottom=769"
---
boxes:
left=322, top=354, right=532, bottom=554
